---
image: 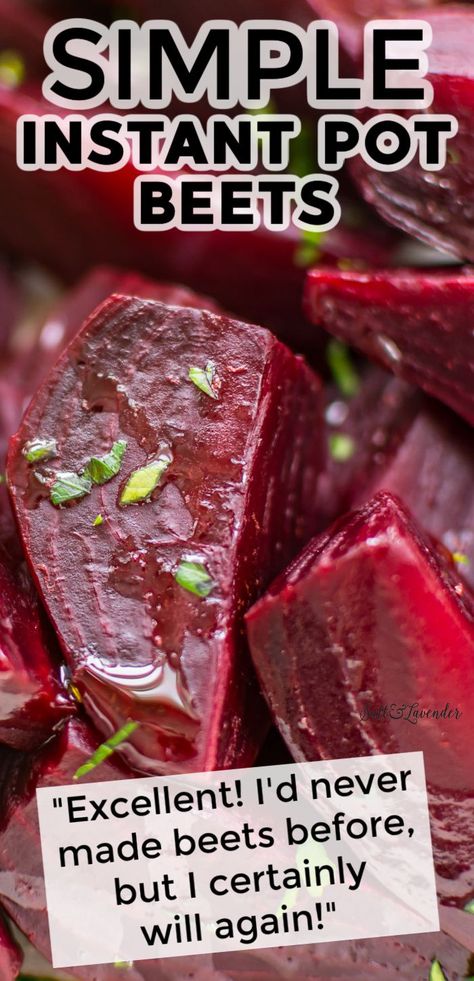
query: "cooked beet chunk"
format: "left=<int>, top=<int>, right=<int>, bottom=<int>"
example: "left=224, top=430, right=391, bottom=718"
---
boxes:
left=0, top=540, right=73, bottom=751
left=305, top=266, right=474, bottom=426
left=246, top=492, right=474, bottom=904
left=0, top=914, right=22, bottom=980
left=7, top=296, right=323, bottom=775
left=350, top=7, right=474, bottom=261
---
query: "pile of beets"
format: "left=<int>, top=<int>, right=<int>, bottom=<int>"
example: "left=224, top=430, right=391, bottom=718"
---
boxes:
left=0, top=0, right=473, bottom=978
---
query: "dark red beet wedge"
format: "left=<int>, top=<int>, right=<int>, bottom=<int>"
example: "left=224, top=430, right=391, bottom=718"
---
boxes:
left=19, top=266, right=223, bottom=394
left=0, top=915, right=21, bottom=981
left=0, top=718, right=222, bottom=981
left=351, top=6, right=474, bottom=261
left=7, top=296, right=323, bottom=775
left=246, top=491, right=474, bottom=904
left=0, top=540, right=72, bottom=751
left=305, top=266, right=474, bottom=426
left=318, top=366, right=474, bottom=589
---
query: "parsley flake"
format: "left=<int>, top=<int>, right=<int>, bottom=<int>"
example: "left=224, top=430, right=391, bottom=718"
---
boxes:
left=452, top=551, right=469, bottom=566
left=23, top=438, right=58, bottom=464
left=0, top=50, right=25, bottom=89
left=93, top=514, right=104, bottom=527
left=73, top=721, right=139, bottom=780
left=84, top=440, right=127, bottom=486
left=464, top=898, right=474, bottom=914
left=327, top=339, right=360, bottom=397
left=188, top=361, right=220, bottom=400
left=175, top=560, right=215, bottom=598
left=294, top=229, right=324, bottom=268
left=429, top=960, right=447, bottom=981
left=50, top=472, right=92, bottom=507
left=329, top=433, right=355, bottom=462
left=120, top=453, right=172, bottom=506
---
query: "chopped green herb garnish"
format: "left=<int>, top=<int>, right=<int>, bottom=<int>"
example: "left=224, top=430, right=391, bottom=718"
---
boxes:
left=452, top=551, right=469, bottom=566
left=93, top=514, right=104, bottom=527
left=247, top=98, right=277, bottom=117
left=294, top=228, right=325, bottom=268
left=447, top=146, right=460, bottom=165
left=329, top=433, right=356, bottom=462
left=84, top=439, right=127, bottom=485
left=327, top=339, right=360, bottom=398
left=188, top=361, right=220, bottom=400
left=50, top=472, right=92, bottom=507
left=23, top=437, right=58, bottom=464
left=0, top=474, right=5, bottom=485
left=289, top=120, right=314, bottom=178
left=464, top=898, right=474, bottom=914
left=0, top=50, right=25, bottom=89
left=175, top=560, right=215, bottom=598
left=429, top=960, right=447, bottom=981
left=114, top=962, right=134, bottom=970
left=120, top=453, right=172, bottom=506
left=73, top=721, right=139, bottom=780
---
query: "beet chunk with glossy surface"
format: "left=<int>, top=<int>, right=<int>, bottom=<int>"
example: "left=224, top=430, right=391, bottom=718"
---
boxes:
left=350, top=7, right=474, bottom=261
left=0, top=540, right=72, bottom=751
left=7, top=296, right=323, bottom=775
left=246, top=492, right=474, bottom=904
left=305, top=266, right=474, bottom=426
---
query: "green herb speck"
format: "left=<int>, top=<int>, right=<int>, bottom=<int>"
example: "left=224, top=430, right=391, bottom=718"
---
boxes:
left=329, top=433, right=355, bottom=463
left=429, top=960, right=447, bottom=981
left=84, top=439, right=127, bottom=485
left=73, top=721, right=139, bottom=780
left=294, top=229, right=325, bottom=268
left=0, top=50, right=25, bottom=89
left=175, top=560, right=215, bottom=598
left=327, top=339, right=360, bottom=398
left=464, top=898, right=474, bottom=914
left=23, top=437, right=58, bottom=464
left=50, top=472, right=92, bottom=507
left=452, top=551, right=469, bottom=566
left=120, top=453, right=172, bottom=506
left=93, top=514, right=104, bottom=527
left=188, top=361, right=220, bottom=400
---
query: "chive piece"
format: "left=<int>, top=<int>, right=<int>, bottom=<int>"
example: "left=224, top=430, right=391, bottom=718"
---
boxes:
left=452, top=551, right=470, bottom=566
left=120, top=453, right=171, bottom=506
left=175, top=560, right=215, bottom=598
left=327, top=339, right=360, bottom=397
left=464, top=898, right=474, bottom=914
left=84, top=439, right=127, bottom=486
left=93, top=514, right=104, bottom=527
left=329, top=433, right=355, bottom=462
left=23, top=437, right=58, bottom=464
left=0, top=50, right=25, bottom=89
left=289, top=121, right=314, bottom=178
left=73, top=721, right=139, bottom=780
left=294, top=229, right=325, bottom=268
left=188, top=361, right=220, bottom=400
left=50, top=472, right=92, bottom=507
left=429, top=960, right=447, bottom=981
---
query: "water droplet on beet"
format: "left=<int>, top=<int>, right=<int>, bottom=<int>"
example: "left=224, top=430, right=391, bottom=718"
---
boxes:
left=374, top=334, right=402, bottom=367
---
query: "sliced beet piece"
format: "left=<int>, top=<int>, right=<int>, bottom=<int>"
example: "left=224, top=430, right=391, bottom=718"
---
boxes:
left=0, top=538, right=73, bottom=751
left=0, top=915, right=22, bottom=981
left=305, top=266, right=474, bottom=426
left=7, top=295, right=323, bottom=775
left=351, top=6, right=474, bottom=262
left=317, top=365, right=474, bottom=589
left=19, top=266, right=224, bottom=393
left=246, top=491, right=474, bottom=904
left=0, top=718, right=222, bottom=981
